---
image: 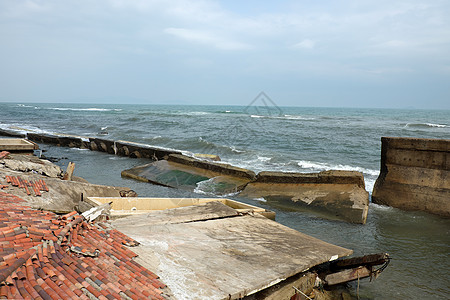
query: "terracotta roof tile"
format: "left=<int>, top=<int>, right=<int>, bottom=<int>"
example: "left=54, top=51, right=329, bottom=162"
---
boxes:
left=0, top=191, right=168, bottom=299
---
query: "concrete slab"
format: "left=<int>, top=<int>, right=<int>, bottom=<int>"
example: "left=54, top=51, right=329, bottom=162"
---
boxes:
left=0, top=138, right=38, bottom=151
left=121, top=159, right=252, bottom=194
left=111, top=202, right=352, bottom=300
left=112, top=201, right=239, bottom=225
left=86, top=196, right=276, bottom=220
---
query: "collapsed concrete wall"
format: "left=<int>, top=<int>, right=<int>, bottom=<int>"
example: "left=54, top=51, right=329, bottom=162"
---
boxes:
left=372, top=137, right=450, bottom=217
left=122, top=156, right=369, bottom=224
left=240, top=171, right=369, bottom=224
left=1, top=129, right=371, bottom=223
left=121, top=154, right=255, bottom=194
left=0, top=129, right=182, bottom=160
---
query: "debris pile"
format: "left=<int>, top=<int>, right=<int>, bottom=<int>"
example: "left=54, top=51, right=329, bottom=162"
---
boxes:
left=0, top=191, right=168, bottom=299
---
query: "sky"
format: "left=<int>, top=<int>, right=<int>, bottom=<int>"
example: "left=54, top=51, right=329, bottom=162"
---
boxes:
left=0, top=0, right=449, bottom=109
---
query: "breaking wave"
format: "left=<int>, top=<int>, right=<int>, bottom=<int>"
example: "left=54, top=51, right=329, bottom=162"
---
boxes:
left=250, top=114, right=315, bottom=121
left=297, top=160, right=379, bottom=176
left=47, top=107, right=122, bottom=112
left=405, top=123, right=447, bottom=128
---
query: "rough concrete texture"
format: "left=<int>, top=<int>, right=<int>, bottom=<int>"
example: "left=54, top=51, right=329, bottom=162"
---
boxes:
left=115, top=140, right=182, bottom=160
left=123, top=159, right=369, bottom=223
left=112, top=202, right=352, bottom=300
left=255, top=170, right=366, bottom=187
left=0, top=154, right=133, bottom=213
left=0, top=128, right=26, bottom=138
left=372, top=137, right=450, bottom=217
left=0, top=154, right=63, bottom=177
left=240, top=181, right=369, bottom=224
left=168, top=154, right=256, bottom=180
left=121, top=156, right=254, bottom=194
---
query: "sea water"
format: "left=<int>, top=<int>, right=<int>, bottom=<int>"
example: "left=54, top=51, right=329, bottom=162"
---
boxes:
left=1, top=102, right=449, bottom=299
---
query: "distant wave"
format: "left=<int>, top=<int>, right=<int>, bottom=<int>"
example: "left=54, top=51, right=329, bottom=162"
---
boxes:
left=17, top=104, right=36, bottom=108
left=297, top=160, right=379, bottom=176
left=250, top=114, right=315, bottom=121
left=405, top=123, right=447, bottom=128
left=214, top=110, right=240, bottom=114
left=196, top=137, right=246, bottom=154
left=173, top=111, right=211, bottom=116
left=46, top=107, right=122, bottom=112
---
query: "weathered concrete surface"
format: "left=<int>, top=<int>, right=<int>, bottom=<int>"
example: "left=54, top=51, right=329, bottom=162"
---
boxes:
left=0, top=138, right=39, bottom=152
left=168, top=154, right=256, bottom=180
left=111, top=202, right=353, bottom=300
left=0, top=128, right=26, bottom=138
left=240, top=171, right=369, bottom=224
left=85, top=196, right=275, bottom=220
left=1, top=128, right=184, bottom=160
left=121, top=154, right=255, bottom=194
left=0, top=154, right=134, bottom=213
left=0, top=153, right=63, bottom=177
left=27, top=132, right=90, bottom=149
left=115, top=140, right=182, bottom=159
left=372, top=137, right=450, bottom=217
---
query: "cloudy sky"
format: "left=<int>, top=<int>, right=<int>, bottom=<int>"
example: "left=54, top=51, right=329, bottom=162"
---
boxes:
left=1, top=0, right=449, bottom=108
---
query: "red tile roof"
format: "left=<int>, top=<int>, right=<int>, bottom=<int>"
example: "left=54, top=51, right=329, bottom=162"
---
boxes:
left=0, top=191, right=167, bottom=299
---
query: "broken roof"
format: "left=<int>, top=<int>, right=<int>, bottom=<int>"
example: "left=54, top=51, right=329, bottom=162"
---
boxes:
left=0, top=191, right=167, bottom=299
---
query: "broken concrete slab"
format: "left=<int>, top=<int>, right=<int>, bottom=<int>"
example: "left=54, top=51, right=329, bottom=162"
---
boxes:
left=111, top=202, right=353, bottom=300
left=115, top=140, right=182, bottom=159
left=0, top=128, right=26, bottom=138
left=372, top=137, right=450, bottom=217
left=0, top=170, right=133, bottom=213
left=0, top=138, right=39, bottom=152
left=0, top=154, right=134, bottom=213
left=240, top=171, right=369, bottom=224
left=27, top=132, right=90, bottom=149
left=110, top=201, right=239, bottom=225
left=0, top=153, right=63, bottom=178
left=85, top=196, right=276, bottom=220
left=121, top=154, right=255, bottom=194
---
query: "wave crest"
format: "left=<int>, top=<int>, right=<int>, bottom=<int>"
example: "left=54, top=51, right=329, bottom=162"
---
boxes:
left=297, top=160, right=379, bottom=176
left=405, top=123, right=447, bottom=128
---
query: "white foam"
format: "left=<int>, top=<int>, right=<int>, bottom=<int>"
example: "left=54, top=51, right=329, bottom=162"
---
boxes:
left=426, top=123, right=447, bottom=128
left=254, top=197, right=267, bottom=202
left=405, top=123, right=448, bottom=128
left=17, top=104, right=35, bottom=108
left=0, top=124, right=53, bottom=135
left=47, top=107, right=122, bottom=112
left=297, top=160, right=379, bottom=176
left=277, top=115, right=315, bottom=120
left=257, top=156, right=271, bottom=162
left=369, top=203, right=394, bottom=211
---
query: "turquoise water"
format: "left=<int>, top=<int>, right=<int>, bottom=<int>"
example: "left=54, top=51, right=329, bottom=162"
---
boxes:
left=1, top=102, right=449, bottom=298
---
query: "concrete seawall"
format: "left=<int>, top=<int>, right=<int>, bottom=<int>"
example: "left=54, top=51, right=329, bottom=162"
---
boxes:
left=168, top=154, right=256, bottom=180
left=372, top=137, right=450, bottom=217
left=241, top=171, right=369, bottom=224
left=0, top=129, right=182, bottom=160
left=1, top=129, right=370, bottom=223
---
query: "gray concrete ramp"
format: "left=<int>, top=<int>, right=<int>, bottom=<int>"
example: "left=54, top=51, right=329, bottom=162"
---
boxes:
left=112, top=202, right=352, bottom=300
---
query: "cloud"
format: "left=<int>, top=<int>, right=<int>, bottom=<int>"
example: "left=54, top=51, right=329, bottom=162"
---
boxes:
left=0, top=0, right=449, bottom=108
left=164, top=27, right=251, bottom=50
left=292, top=39, right=315, bottom=49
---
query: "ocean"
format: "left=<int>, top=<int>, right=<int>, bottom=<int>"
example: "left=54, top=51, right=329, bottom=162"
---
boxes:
left=1, top=102, right=449, bottom=299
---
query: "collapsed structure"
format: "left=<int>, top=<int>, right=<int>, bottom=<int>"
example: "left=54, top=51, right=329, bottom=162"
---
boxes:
left=0, top=129, right=370, bottom=224
left=373, top=137, right=450, bottom=217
